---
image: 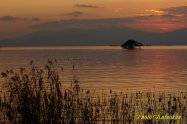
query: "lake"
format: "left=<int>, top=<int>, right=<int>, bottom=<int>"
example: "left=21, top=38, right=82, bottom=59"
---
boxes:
left=1, top=46, right=187, bottom=91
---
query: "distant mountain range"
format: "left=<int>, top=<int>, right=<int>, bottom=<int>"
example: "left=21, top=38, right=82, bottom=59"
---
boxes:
left=1, top=27, right=187, bottom=46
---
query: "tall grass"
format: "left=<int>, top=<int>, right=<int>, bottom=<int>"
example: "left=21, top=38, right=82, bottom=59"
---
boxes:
left=0, top=60, right=187, bottom=124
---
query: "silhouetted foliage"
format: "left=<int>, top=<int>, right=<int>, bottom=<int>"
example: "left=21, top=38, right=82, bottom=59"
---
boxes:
left=0, top=61, right=187, bottom=124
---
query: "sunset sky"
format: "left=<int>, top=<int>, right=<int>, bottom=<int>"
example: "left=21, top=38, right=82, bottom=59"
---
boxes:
left=0, top=0, right=187, bottom=40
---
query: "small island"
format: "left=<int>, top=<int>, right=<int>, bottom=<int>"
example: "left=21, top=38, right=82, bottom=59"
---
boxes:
left=121, top=39, right=144, bottom=49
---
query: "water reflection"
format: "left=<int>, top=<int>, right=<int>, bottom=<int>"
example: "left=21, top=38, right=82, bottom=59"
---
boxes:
left=0, top=46, right=187, bottom=91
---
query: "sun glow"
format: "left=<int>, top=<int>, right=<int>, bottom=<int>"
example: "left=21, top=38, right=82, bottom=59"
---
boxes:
left=145, top=9, right=166, bottom=16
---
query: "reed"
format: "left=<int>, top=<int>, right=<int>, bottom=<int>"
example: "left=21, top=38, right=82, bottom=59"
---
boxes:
left=0, top=60, right=187, bottom=124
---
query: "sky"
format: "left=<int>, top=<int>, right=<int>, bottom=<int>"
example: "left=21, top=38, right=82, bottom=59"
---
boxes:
left=0, top=0, right=187, bottom=40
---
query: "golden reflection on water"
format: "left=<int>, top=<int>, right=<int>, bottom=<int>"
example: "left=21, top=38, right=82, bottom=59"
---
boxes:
left=0, top=46, right=187, bottom=91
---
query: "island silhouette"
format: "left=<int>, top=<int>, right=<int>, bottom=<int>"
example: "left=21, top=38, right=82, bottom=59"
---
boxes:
left=121, top=39, right=144, bottom=49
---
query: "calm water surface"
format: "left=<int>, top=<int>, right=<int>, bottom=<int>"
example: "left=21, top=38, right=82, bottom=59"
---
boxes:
left=0, top=46, right=187, bottom=91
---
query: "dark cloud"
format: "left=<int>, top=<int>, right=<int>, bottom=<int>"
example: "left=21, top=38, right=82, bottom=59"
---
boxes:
left=134, top=14, right=178, bottom=21
left=75, top=4, right=102, bottom=8
left=66, top=11, right=85, bottom=17
left=160, top=14, right=176, bottom=18
left=0, top=16, right=40, bottom=22
left=32, top=17, right=40, bottom=21
left=161, top=6, right=187, bottom=16
left=0, top=16, right=25, bottom=21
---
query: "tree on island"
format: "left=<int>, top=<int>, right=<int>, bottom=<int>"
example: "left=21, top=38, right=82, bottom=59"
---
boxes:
left=121, top=39, right=143, bottom=49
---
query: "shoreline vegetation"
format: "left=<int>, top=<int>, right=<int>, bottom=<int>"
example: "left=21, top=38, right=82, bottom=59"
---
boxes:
left=0, top=60, right=187, bottom=124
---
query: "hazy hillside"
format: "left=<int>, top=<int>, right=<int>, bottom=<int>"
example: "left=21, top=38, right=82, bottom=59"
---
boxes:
left=1, top=27, right=187, bottom=46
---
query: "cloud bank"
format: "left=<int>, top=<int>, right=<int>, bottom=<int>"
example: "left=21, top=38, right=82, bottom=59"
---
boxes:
left=75, top=4, right=102, bottom=8
left=0, top=16, right=41, bottom=22
left=0, top=16, right=25, bottom=21
left=66, top=11, right=85, bottom=17
left=161, top=6, right=187, bottom=16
